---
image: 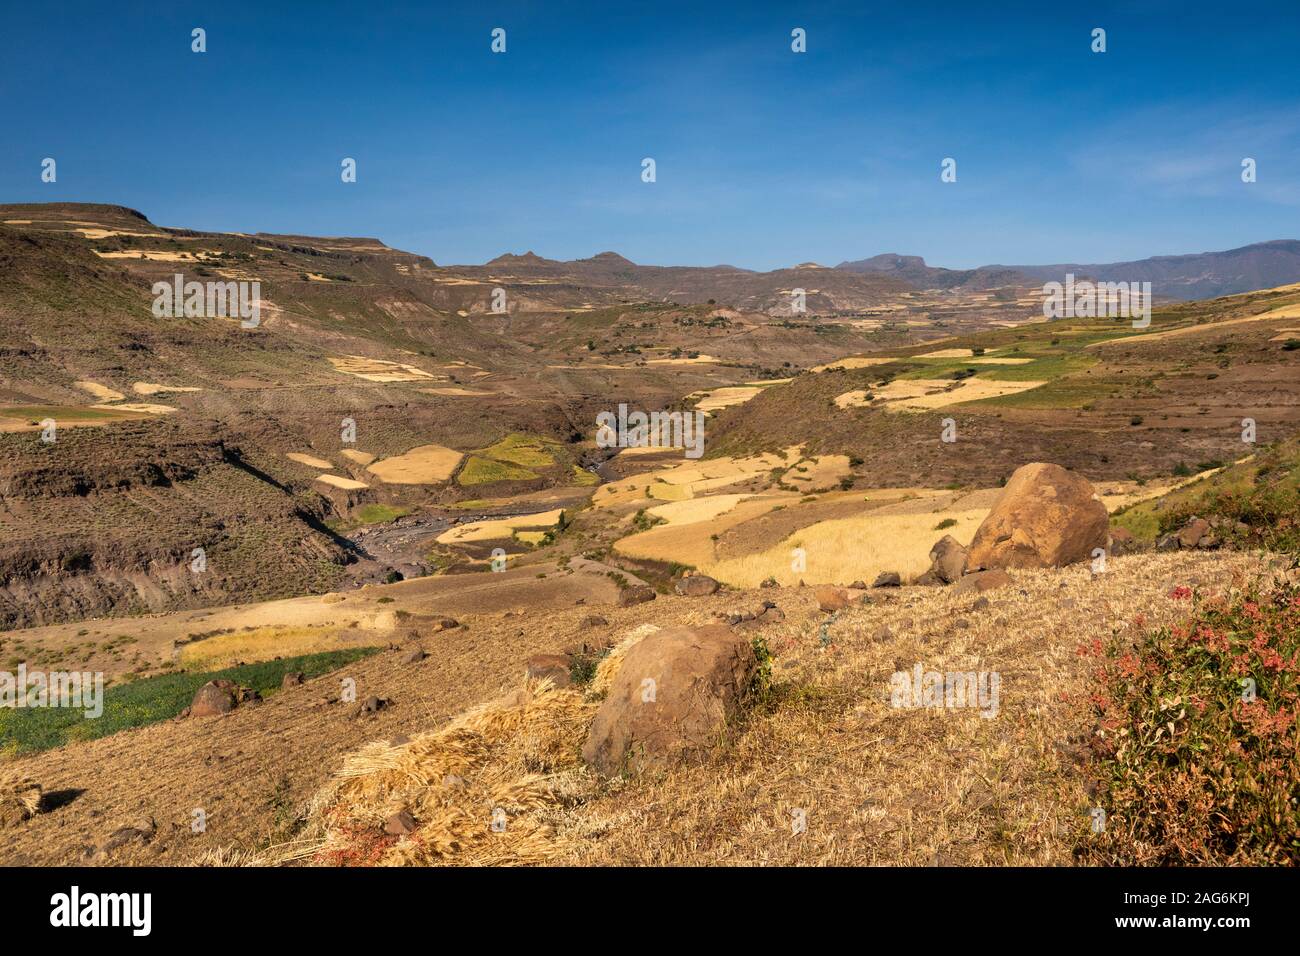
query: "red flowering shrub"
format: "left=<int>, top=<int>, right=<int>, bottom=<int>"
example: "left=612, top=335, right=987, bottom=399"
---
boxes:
left=1085, top=583, right=1300, bottom=864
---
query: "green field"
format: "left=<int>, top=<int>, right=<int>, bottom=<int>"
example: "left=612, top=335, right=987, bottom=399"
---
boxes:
left=0, top=647, right=379, bottom=755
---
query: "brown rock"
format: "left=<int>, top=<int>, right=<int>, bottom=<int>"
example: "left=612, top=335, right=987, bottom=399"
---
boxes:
left=1178, top=517, right=1211, bottom=548
left=618, top=584, right=657, bottom=607
left=281, top=671, right=306, bottom=689
left=966, top=463, right=1109, bottom=570
left=1107, top=526, right=1135, bottom=555
left=675, top=574, right=720, bottom=597
left=525, top=653, right=573, bottom=688
left=951, top=569, right=1014, bottom=595
left=384, top=810, right=419, bottom=836
left=581, top=614, right=609, bottom=628
left=99, top=817, right=156, bottom=856
left=401, top=647, right=426, bottom=665
left=190, top=680, right=239, bottom=717
left=928, top=534, right=969, bottom=584
left=872, top=571, right=901, bottom=588
left=815, top=585, right=851, bottom=612
left=582, top=625, right=757, bottom=776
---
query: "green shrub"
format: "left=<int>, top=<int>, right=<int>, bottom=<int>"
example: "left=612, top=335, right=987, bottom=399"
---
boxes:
left=1084, top=584, right=1300, bottom=864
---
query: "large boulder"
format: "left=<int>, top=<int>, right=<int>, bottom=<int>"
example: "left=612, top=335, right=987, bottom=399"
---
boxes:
left=928, top=535, right=969, bottom=584
left=966, top=463, right=1109, bottom=570
left=582, top=625, right=757, bottom=776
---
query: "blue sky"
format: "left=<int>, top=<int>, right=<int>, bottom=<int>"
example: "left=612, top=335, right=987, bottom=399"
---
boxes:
left=2, top=1, right=1298, bottom=270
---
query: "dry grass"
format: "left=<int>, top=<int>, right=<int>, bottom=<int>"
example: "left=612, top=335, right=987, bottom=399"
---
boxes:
left=436, top=509, right=564, bottom=544
left=614, top=497, right=785, bottom=567
left=552, top=552, right=1271, bottom=865
left=178, top=625, right=359, bottom=670
left=646, top=493, right=755, bottom=526
left=271, top=551, right=1271, bottom=867
left=693, top=386, right=763, bottom=413
left=367, top=443, right=462, bottom=484
left=315, top=474, right=369, bottom=490
left=73, top=380, right=124, bottom=402
left=286, top=452, right=333, bottom=469
left=702, top=507, right=989, bottom=587
left=782, top=455, right=852, bottom=492
left=297, top=679, right=600, bottom=866
left=810, top=356, right=894, bottom=372
left=328, top=355, right=436, bottom=382
left=836, top=378, right=1046, bottom=411
left=131, top=381, right=202, bottom=395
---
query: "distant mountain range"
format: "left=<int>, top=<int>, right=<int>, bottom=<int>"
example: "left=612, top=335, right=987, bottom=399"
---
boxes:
left=837, top=240, right=1300, bottom=300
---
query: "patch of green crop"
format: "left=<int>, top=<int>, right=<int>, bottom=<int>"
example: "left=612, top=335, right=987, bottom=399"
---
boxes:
left=0, top=647, right=379, bottom=755
left=354, top=504, right=413, bottom=524
left=457, top=455, right=539, bottom=485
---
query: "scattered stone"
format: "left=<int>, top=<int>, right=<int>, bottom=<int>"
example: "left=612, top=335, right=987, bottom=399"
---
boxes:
left=675, top=573, right=720, bottom=597
left=190, top=680, right=240, bottom=718
left=1107, top=527, right=1135, bottom=555
left=525, top=653, right=573, bottom=688
left=760, top=576, right=779, bottom=589
left=99, top=818, right=156, bottom=857
left=442, top=775, right=466, bottom=789
left=951, top=569, right=1014, bottom=595
left=815, top=585, right=852, bottom=612
left=872, top=571, right=902, bottom=588
left=435, top=618, right=460, bottom=631
left=281, top=671, right=306, bottom=689
left=618, top=584, right=657, bottom=607
left=581, top=614, right=609, bottom=628
left=874, top=625, right=895, bottom=642
left=582, top=625, right=758, bottom=776
left=971, top=596, right=991, bottom=611
left=952, top=618, right=971, bottom=630
left=928, top=535, right=969, bottom=584
left=914, top=570, right=943, bottom=586
left=1178, top=517, right=1211, bottom=549
left=848, top=580, right=867, bottom=590
left=384, top=810, right=419, bottom=836
left=1156, top=533, right=1180, bottom=551
left=966, top=462, right=1109, bottom=570
left=362, top=696, right=389, bottom=714
left=401, top=647, right=426, bottom=665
